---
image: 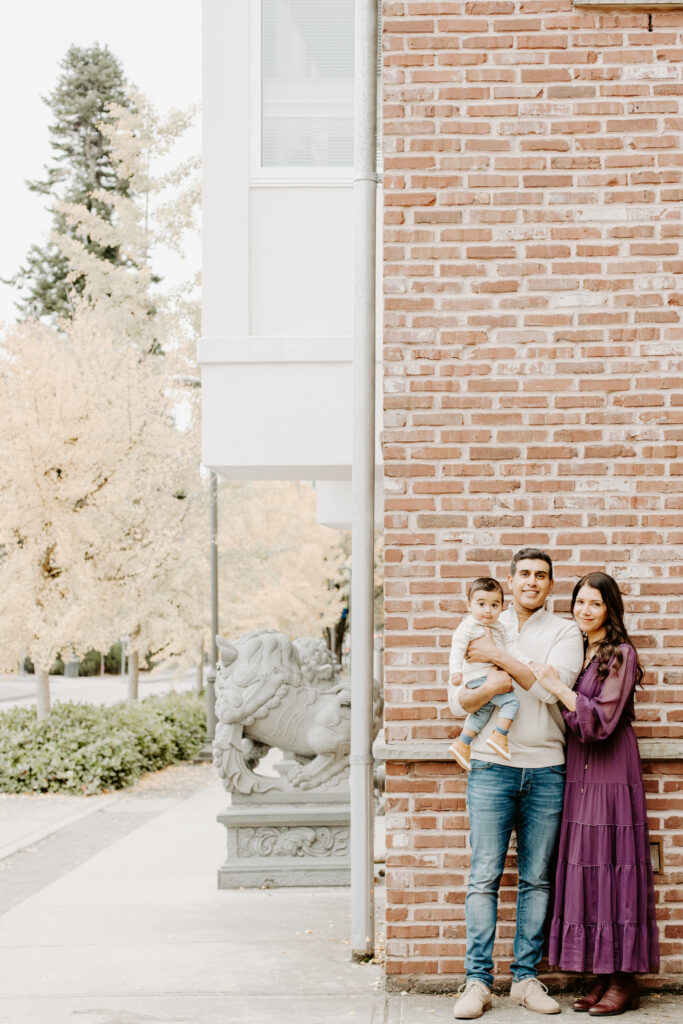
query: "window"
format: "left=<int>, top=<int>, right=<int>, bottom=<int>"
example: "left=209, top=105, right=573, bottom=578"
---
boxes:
left=261, top=0, right=354, bottom=168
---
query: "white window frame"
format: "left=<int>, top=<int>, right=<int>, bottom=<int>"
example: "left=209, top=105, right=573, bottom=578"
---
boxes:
left=249, top=0, right=355, bottom=184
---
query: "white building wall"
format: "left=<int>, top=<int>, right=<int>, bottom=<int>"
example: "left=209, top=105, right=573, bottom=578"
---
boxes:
left=200, top=0, right=382, bottom=526
left=250, top=187, right=354, bottom=337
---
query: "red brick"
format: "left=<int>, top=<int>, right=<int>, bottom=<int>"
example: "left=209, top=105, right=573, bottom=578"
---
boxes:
left=381, top=0, right=683, bottom=988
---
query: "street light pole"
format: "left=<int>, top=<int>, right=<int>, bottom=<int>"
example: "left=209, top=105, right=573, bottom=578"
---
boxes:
left=199, top=470, right=218, bottom=760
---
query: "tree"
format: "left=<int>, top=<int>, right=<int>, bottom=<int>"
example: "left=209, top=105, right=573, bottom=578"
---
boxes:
left=0, top=91, right=345, bottom=716
left=129, top=478, right=347, bottom=680
left=321, top=532, right=384, bottom=665
left=51, top=96, right=347, bottom=676
left=216, top=481, right=345, bottom=640
left=9, top=44, right=132, bottom=319
left=45, top=92, right=203, bottom=698
left=0, top=298, right=200, bottom=716
left=0, top=93, right=202, bottom=714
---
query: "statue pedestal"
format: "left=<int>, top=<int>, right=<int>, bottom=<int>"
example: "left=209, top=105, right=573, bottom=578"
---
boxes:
left=217, top=798, right=350, bottom=888
left=211, top=631, right=380, bottom=888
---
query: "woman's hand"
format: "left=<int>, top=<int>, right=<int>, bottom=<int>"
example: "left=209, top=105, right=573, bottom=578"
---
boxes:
left=530, top=661, right=562, bottom=695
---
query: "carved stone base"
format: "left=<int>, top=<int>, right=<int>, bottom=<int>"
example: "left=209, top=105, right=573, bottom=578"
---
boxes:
left=217, top=802, right=350, bottom=888
left=230, top=773, right=349, bottom=806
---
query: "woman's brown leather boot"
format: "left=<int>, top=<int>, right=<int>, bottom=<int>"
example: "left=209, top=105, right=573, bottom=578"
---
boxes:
left=572, top=976, right=611, bottom=1012
left=588, top=973, right=640, bottom=1016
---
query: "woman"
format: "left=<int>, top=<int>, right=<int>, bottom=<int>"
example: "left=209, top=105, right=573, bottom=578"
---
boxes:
left=531, top=572, right=659, bottom=1016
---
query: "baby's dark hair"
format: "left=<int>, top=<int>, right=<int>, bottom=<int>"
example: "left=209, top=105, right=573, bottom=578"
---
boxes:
left=467, top=577, right=504, bottom=601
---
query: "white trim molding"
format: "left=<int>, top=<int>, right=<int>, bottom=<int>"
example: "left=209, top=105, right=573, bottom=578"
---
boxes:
left=197, top=336, right=356, bottom=364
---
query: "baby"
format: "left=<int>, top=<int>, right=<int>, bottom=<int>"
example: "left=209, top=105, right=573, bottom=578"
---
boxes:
left=448, top=576, right=532, bottom=770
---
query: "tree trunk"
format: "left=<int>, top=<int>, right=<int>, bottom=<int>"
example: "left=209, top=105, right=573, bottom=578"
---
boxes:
left=127, top=650, right=139, bottom=701
left=36, top=668, right=51, bottom=720
left=196, top=640, right=204, bottom=694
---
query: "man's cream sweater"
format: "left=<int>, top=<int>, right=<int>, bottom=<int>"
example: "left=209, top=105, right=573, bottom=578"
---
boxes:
left=448, top=605, right=583, bottom=768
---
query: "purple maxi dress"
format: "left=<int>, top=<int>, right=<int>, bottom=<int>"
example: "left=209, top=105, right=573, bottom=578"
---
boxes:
left=548, top=644, right=660, bottom=974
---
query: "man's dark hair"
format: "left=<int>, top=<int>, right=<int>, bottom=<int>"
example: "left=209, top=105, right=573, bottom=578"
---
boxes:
left=468, top=576, right=505, bottom=601
left=509, top=548, right=553, bottom=580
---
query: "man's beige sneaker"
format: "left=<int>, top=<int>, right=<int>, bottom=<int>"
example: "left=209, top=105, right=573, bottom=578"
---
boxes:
left=509, top=977, right=561, bottom=1014
left=453, top=979, right=492, bottom=1019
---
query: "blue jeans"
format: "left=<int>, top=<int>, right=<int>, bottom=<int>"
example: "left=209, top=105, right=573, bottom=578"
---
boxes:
left=465, top=760, right=565, bottom=988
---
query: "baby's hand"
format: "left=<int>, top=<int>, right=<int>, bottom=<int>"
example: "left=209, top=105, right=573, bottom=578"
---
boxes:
left=449, top=673, right=463, bottom=687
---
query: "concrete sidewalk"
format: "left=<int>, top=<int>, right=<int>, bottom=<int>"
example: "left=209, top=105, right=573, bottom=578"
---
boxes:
left=0, top=767, right=680, bottom=1024
left=0, top=791, right=121, bottom=861
left=0, top=768, right=384, bottom=1024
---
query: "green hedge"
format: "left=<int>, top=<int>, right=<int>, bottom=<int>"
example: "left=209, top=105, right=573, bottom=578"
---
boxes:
left=0, top=691, right=206, bottom=795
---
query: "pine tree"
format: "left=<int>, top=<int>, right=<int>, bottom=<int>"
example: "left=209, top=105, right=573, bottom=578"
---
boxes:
left=10, top=44, right=132, bottom=319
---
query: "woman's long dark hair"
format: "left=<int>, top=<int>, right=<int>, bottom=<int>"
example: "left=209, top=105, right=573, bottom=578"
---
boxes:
left=570, top=572, right=644, bottom=686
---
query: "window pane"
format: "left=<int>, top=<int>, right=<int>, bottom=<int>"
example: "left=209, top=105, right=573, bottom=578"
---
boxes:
left=261, top=0, right=354, bottom=168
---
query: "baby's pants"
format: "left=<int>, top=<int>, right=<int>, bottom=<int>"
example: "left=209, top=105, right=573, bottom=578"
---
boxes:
left=463, top=675, right=520, bottom=735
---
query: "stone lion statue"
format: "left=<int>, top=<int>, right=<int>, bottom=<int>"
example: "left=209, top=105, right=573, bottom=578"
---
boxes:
left=213, top=630, right=382, bottom=795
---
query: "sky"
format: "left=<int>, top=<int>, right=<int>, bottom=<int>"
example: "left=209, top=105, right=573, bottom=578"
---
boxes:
left=0, top=1, right=201, bottom=323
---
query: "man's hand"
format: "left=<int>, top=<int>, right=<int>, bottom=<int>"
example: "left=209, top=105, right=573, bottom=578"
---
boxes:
left=457, top=668, right=514, bottom=714
left=467, top=633, right=536, bottom=691
left=488, top=669, right=514, bottom=695
left=466, top=629, right=501, bottom=666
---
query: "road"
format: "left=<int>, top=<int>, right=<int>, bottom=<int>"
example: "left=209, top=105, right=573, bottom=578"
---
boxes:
left=0, top=667, right=204, bottom=709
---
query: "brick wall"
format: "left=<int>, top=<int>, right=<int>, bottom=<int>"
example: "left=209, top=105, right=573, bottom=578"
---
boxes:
left=380, top=0, right=683, bottom=989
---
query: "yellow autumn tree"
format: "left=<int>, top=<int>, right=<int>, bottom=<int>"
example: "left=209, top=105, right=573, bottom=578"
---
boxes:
left=0, top=298, right=200, bottom=714
left=217, top=480, right=345, bottom=640
left=0, top=92, right=347, bottom=717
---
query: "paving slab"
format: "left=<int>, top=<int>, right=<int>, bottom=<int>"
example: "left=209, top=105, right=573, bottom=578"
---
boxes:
left=0, top=768, right=215, bottom=915
left=0, top=791, right=120, bottom=860
left=386, top=991, right=682, bottom=1023
left=0, top=765, right=680, bottom=1024
left=0, top=993, right=387, bottom=1024
left=0, top=776, right=383, bottom=1023
left=0, top=900, right=349, bottom=947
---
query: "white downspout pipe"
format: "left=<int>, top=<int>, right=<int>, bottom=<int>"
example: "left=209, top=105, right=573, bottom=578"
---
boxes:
left=350, top=0, right=379, bottom=960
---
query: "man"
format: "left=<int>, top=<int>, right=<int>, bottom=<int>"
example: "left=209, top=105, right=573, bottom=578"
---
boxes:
left=450, top=549, right=583, bottom=1019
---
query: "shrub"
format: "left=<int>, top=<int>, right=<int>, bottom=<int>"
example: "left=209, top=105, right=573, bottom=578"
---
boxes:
left=78, top=649, right=103, bottom=676
left=104, top=642, right=122, bottom=675
left=21, top=655, right=64, bottom=675
left=0, top=691, right=206, bottom=795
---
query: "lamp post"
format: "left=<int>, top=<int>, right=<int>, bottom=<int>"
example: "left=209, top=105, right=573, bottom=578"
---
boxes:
left=199, top=470, right=218, bottom=760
